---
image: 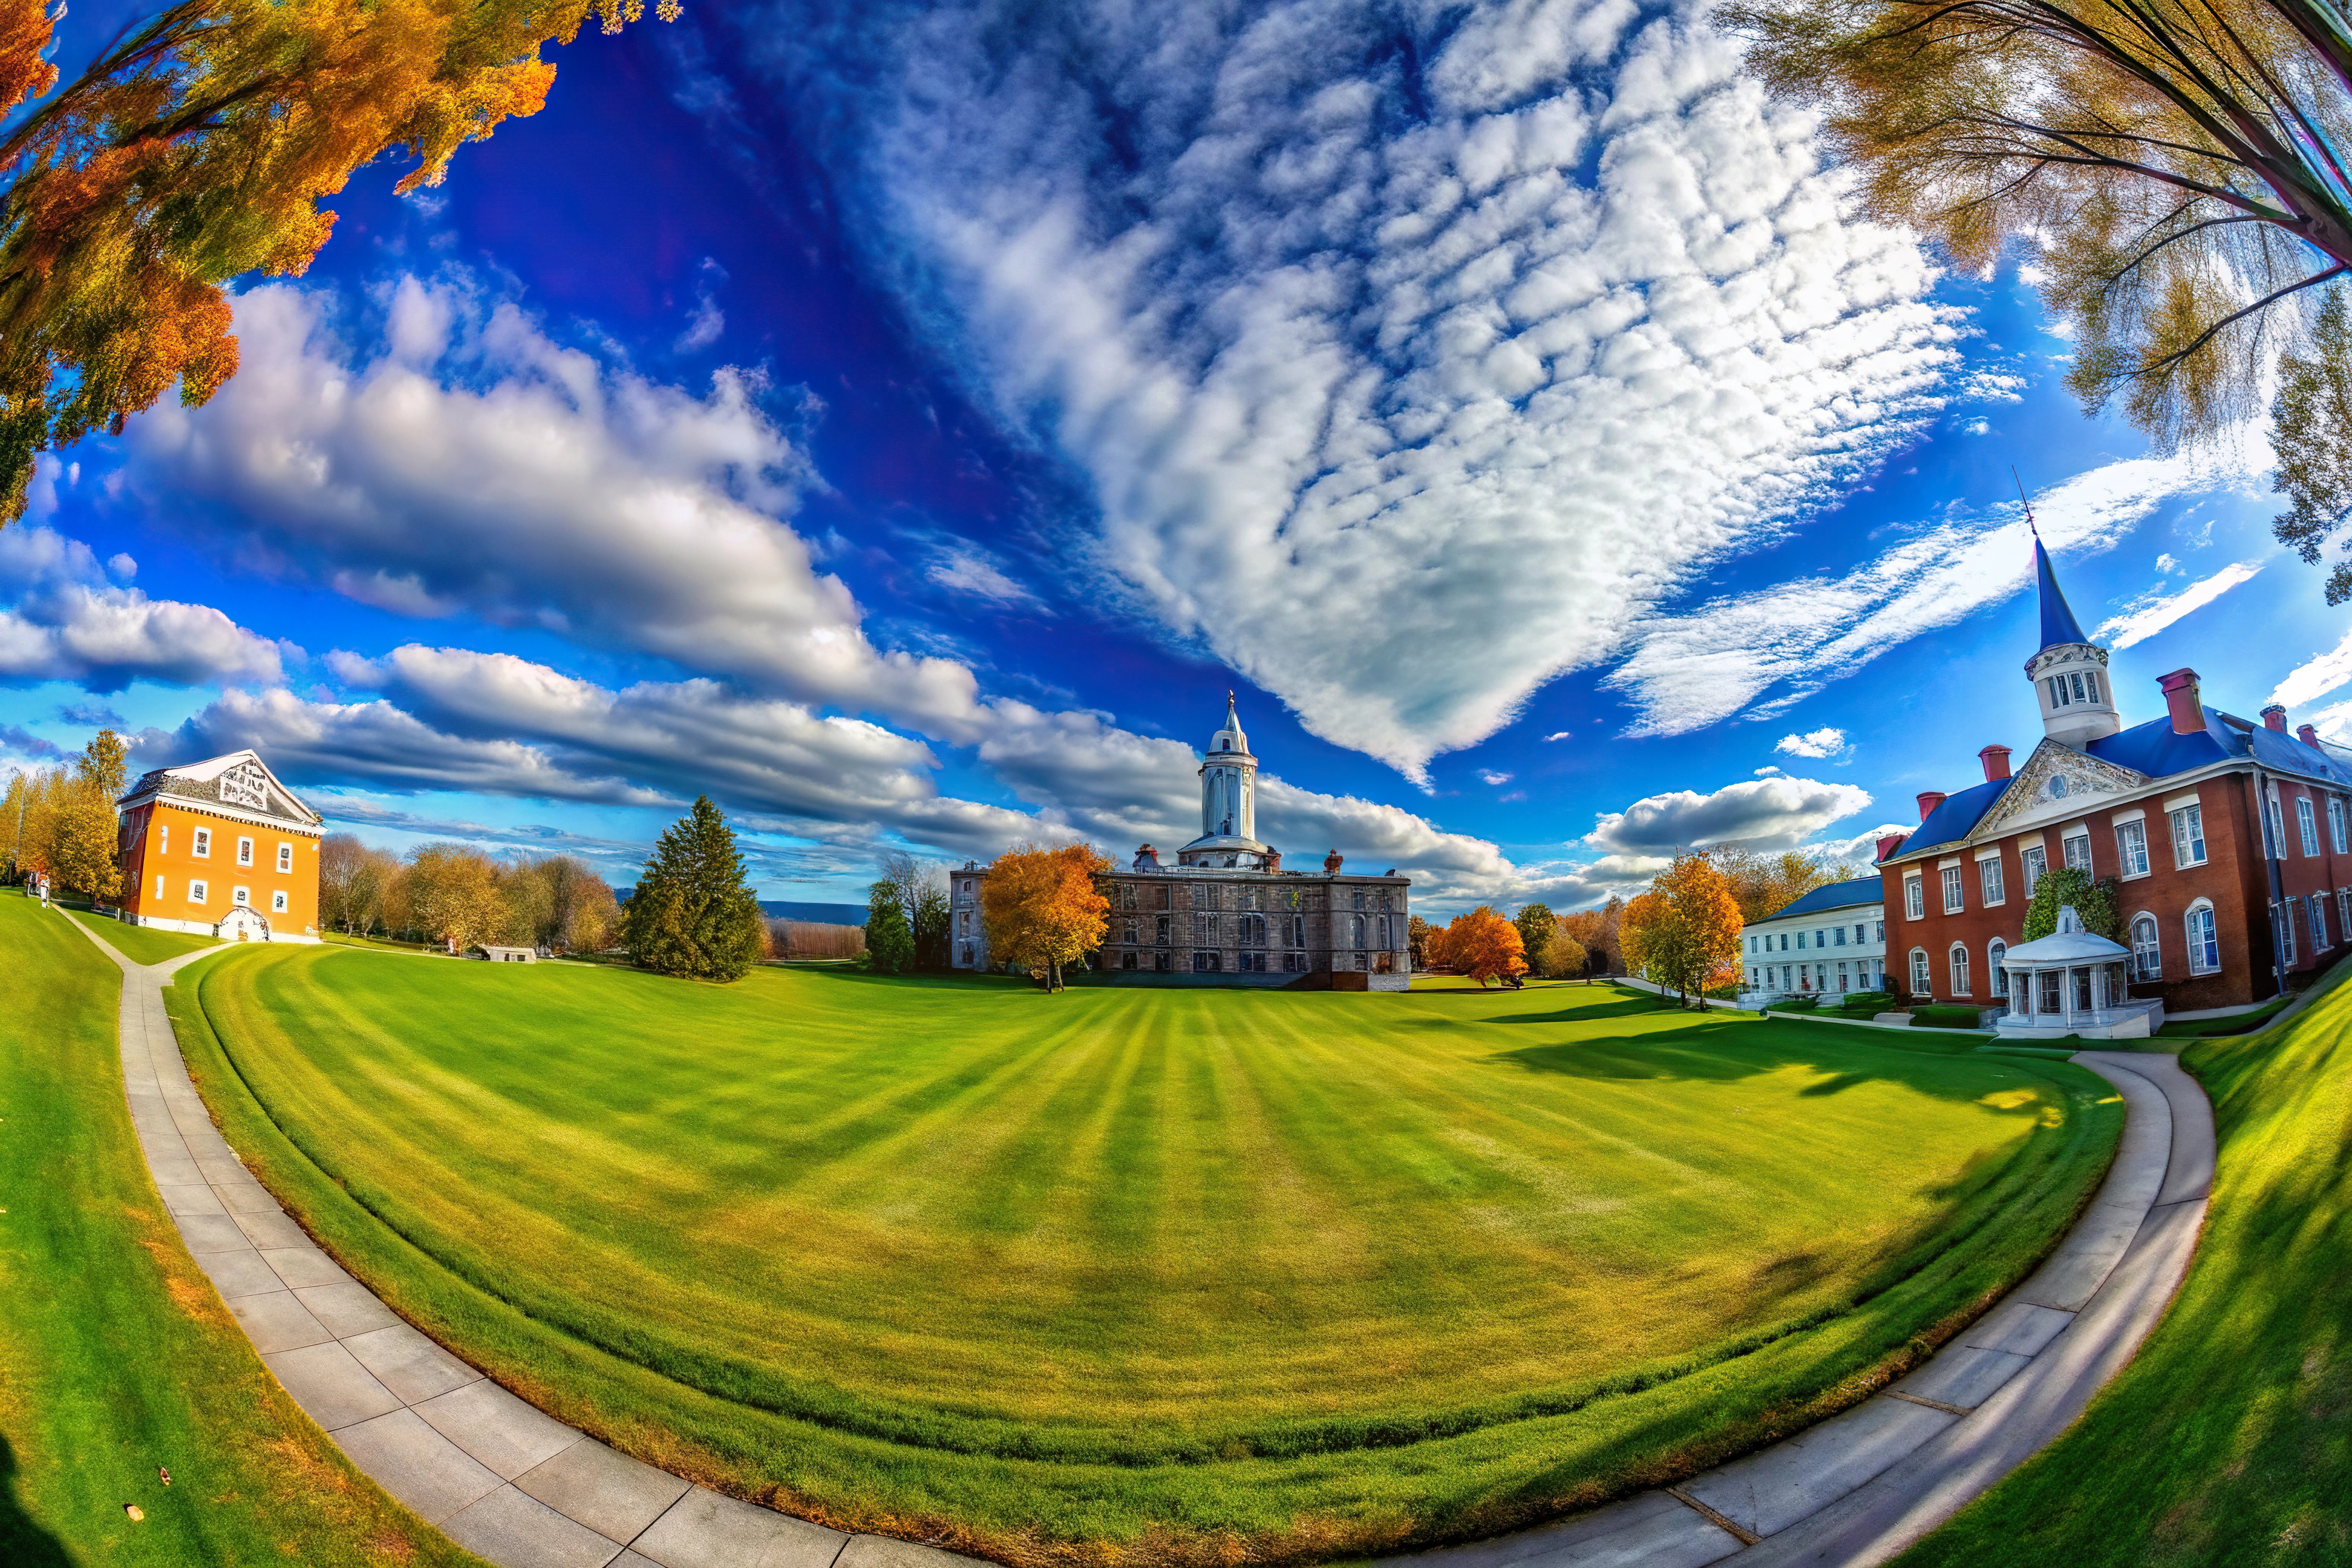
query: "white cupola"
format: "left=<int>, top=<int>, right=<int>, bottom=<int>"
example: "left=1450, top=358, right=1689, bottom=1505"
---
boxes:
left=2025, top=534, right=2121, bottom=748
left=1200, top=690, right=1257, bottom=843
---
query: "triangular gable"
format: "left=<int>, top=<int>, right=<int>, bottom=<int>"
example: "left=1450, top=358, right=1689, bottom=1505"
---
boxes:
left=137, top=749, right=322, bottom=828
left=1971, top=738, right=2149, bottom=841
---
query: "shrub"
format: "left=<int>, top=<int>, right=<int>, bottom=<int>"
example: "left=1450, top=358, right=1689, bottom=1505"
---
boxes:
left=1704, top=982, right=1741, bottom=1000
left=1842, top=990, right=1894, bottom=1010
left=1911, top=1004, right=1991, bottom=1030
left=1769, top=995, right=1820, bottom=1012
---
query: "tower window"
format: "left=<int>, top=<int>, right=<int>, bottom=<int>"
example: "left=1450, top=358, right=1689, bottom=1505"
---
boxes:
left=2049, top=676, right=2070, bottom=707
left=2070, top=672, right=2088, bottom=703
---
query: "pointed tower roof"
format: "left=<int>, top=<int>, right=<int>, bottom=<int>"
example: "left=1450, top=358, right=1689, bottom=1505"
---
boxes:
left=2034, top=533, right=2089, bottom=650
left=1210, top=689, right=1250, bottom=755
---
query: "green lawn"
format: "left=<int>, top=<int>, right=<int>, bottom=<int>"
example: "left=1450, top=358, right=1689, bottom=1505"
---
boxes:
left=1897, top=959, right=2352, bottom=1568
left=58, top=906, right=217, bottom=966
left=175, top=954, right=2122, bottom=1565
left=0, top=892, right=477, bottom=1565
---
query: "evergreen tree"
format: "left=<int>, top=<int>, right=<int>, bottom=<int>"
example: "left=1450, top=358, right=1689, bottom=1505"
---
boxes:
left=621, top=796, right=767, bottom=982
left=865, top=880, right=915, bottom=975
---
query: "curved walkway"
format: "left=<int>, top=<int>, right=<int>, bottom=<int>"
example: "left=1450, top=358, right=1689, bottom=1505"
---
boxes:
left=81, top=921, right=2210, bottom=1568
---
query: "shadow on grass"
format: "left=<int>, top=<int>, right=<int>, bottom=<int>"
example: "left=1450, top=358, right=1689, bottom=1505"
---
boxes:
left=0, top=1432, right=69, bottom=1568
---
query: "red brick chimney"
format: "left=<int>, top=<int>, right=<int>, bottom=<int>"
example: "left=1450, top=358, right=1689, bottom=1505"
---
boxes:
left=2300, top=724, right=2321, bottom=748
left=1978, top=745, right=2012, bottom=782
left=1264, top=849, right=1282, bottom=873
left=2158, top=668, right=2205, bottom=736
left=1323, top=849, right=1344, bottom=874
left=1916, top=791, right=1947, bottom=822
left=2263, top=703, right=2288, bottom=732
left=1875, top=833, right=1907, bottom=863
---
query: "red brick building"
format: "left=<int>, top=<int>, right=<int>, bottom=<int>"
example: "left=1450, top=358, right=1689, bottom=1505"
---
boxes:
left=1879, top=537, right=2352, bottom=1016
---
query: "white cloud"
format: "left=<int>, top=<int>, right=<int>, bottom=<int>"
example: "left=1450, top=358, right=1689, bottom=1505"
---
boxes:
left=2272, top=625, right=2352, bottom=710
left=0, top=525, right=287, bottom=690
left=1583, top=773, right=1872, bottom=853
left=1810, top=822, right=1914, bottom=864
left=2156, top=552, right=2180, bottom=574
left=1477, top=768, right=1513, bottom=785
left=1608, top=443, right=2262, bottom=734
left=1753, top=763, right=1781, bottom=775
left=926, top=547, right=1040, bottom=608
left=1774, top=725, right=1847, bottom=758
left=778, top=0, right=1962, bottom=777
left=2094, top=559, right=2263, bottom=649
left=676, top=258, right=728, bottom=351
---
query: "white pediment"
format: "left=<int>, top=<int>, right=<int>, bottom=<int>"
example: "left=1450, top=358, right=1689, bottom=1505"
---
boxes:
left=1972, top=739, right=2150, bottom=841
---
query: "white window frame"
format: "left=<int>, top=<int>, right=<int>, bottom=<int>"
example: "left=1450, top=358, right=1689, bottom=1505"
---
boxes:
left=2276, top=899, right=2299, bottom=965
left=1978, top=856, right=2005, bottom=906
left=2171, top=804, right=2207, bottom=867
left=2312, top=893, right=2331, bottom=949
left=2062, top=831, right=2092, bottom=872
left=1988, top=939, right=2008, bottom=1001
left=2129, top=913, right=2162, bottom=981
left=1904, top=875, right=1925, bottom=920
left=2334, top=797, right=2350, bottom=855
left=2299, top=797, right=2321, bottom=858
left=2186, top=900, right=2220, bottom=974
left=2267, top=793, right=2288, bottom=859
left=2116, top=819, right=2150, bottom=877
left=233, top=886, right=251, bottom=907
left=1949, top=942, right=1971, bottom=996
left=2020, top=844, right=2048, bottom=895
left=271, top=889, right=289, bottom=914
left=1909, top=947, right=1931, bottom=995
left=158, top=823, right=168, bottom=853
left=1941, top=866, right=1965, bottom=914
left=236, top=835, right=254, bottom=867
left=153, top=875, right=165, bottom=900
left=189, top=880, right=208, bottom=905
left=191, top=827, right=211, bottom=859
left=277, top=841, right=293, bottom=873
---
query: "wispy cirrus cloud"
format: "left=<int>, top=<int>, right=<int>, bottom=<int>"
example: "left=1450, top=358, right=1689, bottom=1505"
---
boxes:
left=2094, top=559, right=2264, bottom=648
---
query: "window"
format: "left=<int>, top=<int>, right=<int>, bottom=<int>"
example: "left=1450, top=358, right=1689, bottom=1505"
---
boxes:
left=958, top=909, right=971, bottom=934
left=1979, top=857, right=2004, bottom=905
left=2300, top=797, right=2321, bottom=857
left=1904, top=875, right=1924, bottom=920
left=276, top=842, right=294, bottom=874
left=2342, top=889, right=2352, bottom=942
left=1909, top=948, right=1931, bottom=995
left=1837, top=961, right=1850, bottom=991
left=2312, top=893, right=2331, bottom=949
left=2062, top=831, right=2092, bottom=871
left=189, top=880, right=207, bottom=904
left=1833, top=926, right=1847, bottom=946
left=1941, top=866, right=1964, bottom=913
left=2130, top=916, right=2161, bottom=981
left=1350, top=914, right=1367, bottom=949
left=2334, top=798, right=2351, bottom=854
left=233, top=886, right=250, bottom=906
left=1155, top=913, right=1170, bottom=946
left=236, top=836, right=254, bottom=867
left=1817, top=928, right=1829, bottom=948
left=153, top=875, right=165, bottom=900
left=2116, top=820, right=2149, bottom=877
left=1854, top=922, right=1867, bottom=944
left=1155, top=885, right=1171, bottom=910
left=2049, top=675, right=2071, bottom=708
left=1240, top=913, right=1267, bottom=947
left=192, top=827, right=211, bottom=858
left=1352, top=889, right=1367, bottom=910
left=1121, top=918, right=1138, bottom=945
left=271, top=889, right=289, bottom=914
left=1192, top=951, right=1220, bottom=973
left=1797, top=930, right=1808, bottom=950
left=2267, top=794, right=2289, bottom=859
left=158, top=824, right=168, bottom=853
left=2187, top=902, right=2220, bottom=973
left=2170, top=804, right=2207, bottom=867
left=2281, top=899, right=2301, bottom=964
left=1988, top=939, right=2008, bottom=1000
left=1949, top=943, right=1971, bottom=996
left=1779, top=933, right=1790, bottom=951
left=1116, top=883, right=1138, bottom=910
left=1873, top=920, right=1885, bottom=943
left=2021, top=845, right=2047, bottom=895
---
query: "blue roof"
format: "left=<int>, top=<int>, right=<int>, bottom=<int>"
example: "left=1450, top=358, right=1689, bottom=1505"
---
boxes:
left=2085, top=710, right=2232, bottom=778
left=2035, top=536, right=2088, bottom=650
left=1761, top=875, right=1884, bottom=923
left=1893, top=776, right=2010, bottom=858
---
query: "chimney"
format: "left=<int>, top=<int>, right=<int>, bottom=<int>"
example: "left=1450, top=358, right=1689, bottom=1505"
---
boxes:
left=1875, top=833, right=1907, bottom=864
left=1323, top=849, right=1344, bottom=874
left=1916, top=791, right=1947, bottom=822
left=2300, top=724, right=2321, bottom=749
left=1134, top=844, right=1159, bottom=871
left=1978, top=745, right=2013, bottom=782
left=2263, top=703, right=2288, bottom=732
left=1264, top=849, right=1281, bottom=874
left=2159, top=669, right=2205, bottom=736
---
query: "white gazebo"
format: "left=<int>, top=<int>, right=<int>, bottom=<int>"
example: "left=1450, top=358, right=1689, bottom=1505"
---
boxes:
left=1995, top=906, right=2165, bottom=1040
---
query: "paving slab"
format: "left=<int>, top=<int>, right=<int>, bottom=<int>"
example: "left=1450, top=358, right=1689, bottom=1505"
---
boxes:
left=215, top=1177, right=287, bottom=1215
left=229, top=1289, right=335, bottom=1353
left=297, top=1280, right=404, bottom=1339
left=833, top=1536, right=973, bottom=1568
left=261, top=1244, right=355, bottom=1290
left=346, top=1322, right=485, bottom=1405
left=147, top=1151, right=205, bottom=1186
left=443, top=1484, right=628, bottom=1568
left=1377, top=1490, right=1741, bottom=1568
left=230, top=1207, right=310, bottom=1250
left=1891, top=1346, right=2032, bottom=1411
left=263, top=1340, right=406, bottom=1431
left=172, top=1209, right=257, bottom=1253
left=416, top=1380, right=582, bottom=1480
left=158, top=1181, right=227, bottom=1218
left=631, top=1487, right=847, bottom=1568
left=194, top=1154, right=252, bottom=1184
left=338, top=1407, right=505, bottom=1523
left=515, top=1438, right=693, bottom=1547
left=1955, top=1300, right=2074, bottom=1359
left=193, top=1245, right=285, bottom=1300
left=1682, top=1396, right=1956, bottom=1538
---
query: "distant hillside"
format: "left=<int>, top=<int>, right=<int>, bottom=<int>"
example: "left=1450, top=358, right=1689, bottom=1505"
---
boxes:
left=614, top=892, right=869, bottom=927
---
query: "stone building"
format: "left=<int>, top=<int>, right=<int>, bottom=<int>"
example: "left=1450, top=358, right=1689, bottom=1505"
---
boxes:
left=111, top=749, right=323, bottom=942
left=1878, top=535, right=2352, bottom=1018
left=950, top=696, right=1412, bottom=988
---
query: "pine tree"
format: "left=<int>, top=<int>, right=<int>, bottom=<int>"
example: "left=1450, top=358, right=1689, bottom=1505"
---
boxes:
left=864, top=880, right=914, bottom=975
left=622, top=795, right=766, bottom=982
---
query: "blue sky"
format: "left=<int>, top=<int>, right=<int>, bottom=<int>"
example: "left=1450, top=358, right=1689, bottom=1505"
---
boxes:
left=5, top=0, right=2345, bottom=911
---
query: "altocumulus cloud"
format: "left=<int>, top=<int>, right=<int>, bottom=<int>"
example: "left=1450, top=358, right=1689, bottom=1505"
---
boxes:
left=1583, top=774, right=1873, bottom=853
left=761, top=0, right=1958, bottom=778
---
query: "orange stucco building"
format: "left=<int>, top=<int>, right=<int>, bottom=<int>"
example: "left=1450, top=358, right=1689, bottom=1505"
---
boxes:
left=111, top=750, right=323, bottom=942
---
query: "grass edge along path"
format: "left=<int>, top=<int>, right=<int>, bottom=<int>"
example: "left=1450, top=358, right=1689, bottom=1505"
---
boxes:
left=1895, top=957, right=2352, bottom=1568
left=0, top=892, right=483, bottom=1566
left=170, top=964, right=2124, bottom=1568
left=59, top=905, right=219, bottom=966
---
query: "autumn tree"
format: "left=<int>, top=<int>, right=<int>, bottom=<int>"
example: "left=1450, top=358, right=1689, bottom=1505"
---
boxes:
left=621, top=795, right=767, bottom=982
left=43, top=728, right=127, bottom=902
left=318, top=833, right=399, bottom=935
left=1725, top=0, right=2352, bottom=454
left=978, top=841, right=1110, bottom=991
left=0, top=0, right=678, bottom=520
left=1710, top=846, right=1858, bottom=926
left=403, top=842, right=505, bottom=952
left=1621, top=855, right=1746, bottom=1006
left=1407, top=913, right=1432, bottom=970
left=1511, top=902, right=1556, bottom=975
left=1439, top=906, right=1528, bottom=987
left=1545, top=932, right=1589, bottom=980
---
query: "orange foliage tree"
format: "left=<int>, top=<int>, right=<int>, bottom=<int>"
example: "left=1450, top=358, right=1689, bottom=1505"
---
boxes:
left=978, top=841, right=1112, bottom=992
left=1620, top=854, right=1745, bottom=1006
left=1431, top=905, right=1527, bottom=986
left=0, top=0, right=676, bottom=520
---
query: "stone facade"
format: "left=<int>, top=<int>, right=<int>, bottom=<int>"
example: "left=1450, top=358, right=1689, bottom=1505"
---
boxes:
left=949, top=697, right=1411, bottom=987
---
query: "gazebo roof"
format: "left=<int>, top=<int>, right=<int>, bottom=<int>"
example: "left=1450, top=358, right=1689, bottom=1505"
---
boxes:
left=2001, top=906, right=2128, bottom=964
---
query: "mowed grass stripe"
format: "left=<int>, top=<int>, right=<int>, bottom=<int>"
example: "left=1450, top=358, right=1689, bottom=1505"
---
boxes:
left=177, top=951, right=2122, bottom=1558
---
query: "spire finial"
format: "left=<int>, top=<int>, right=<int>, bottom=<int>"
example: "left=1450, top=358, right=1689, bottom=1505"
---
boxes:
left=2012, top=466, right=2036, bottom=534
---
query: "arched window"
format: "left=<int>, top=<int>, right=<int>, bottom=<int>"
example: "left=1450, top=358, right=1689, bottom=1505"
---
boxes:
left=2185, top=901, right=2220, bottom=974
left=2130, top=915, right=2161, bottom=981
left=1988, top=939, right=2008, bottom=1000
left=1949, top=943, right=1971, bottom=996
left=1909, top=947, right=1932, bottom=996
